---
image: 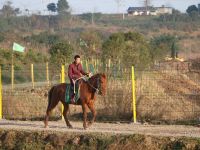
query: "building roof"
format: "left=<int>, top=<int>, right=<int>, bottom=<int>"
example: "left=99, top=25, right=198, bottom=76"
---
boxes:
left=127, top=6, right=172, bottom=13
left=127, top=7, right=156, bottom=12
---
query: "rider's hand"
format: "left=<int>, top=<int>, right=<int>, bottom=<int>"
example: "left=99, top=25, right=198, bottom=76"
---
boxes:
left=88, top=72, right=92, bottom=77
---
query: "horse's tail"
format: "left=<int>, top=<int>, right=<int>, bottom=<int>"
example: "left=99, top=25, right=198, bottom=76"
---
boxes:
left=47, top=85, right=55, bottom=110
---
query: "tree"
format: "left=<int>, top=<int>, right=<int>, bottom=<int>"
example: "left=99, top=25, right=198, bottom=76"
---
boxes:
left=102, top=32, right=152, bottom=68
left=1, top=1, right=18, bottom=17
left=171, top=42, right=176, bottom=59
left=189, top=11, right=199, bottom=21
left=25, top=49, right=47, bottom=63
left=123, top=32, right=151, bottom=67
left=186, top=5, right=198, bottom=15
left=102, top=32, right=125, bottom=61
left=14, top=8, right=21, bottom=15
left=79, top=31, right=102, bottom=57
left=49, top=42, right=73, bottom=65
left=47, top=3, right=57, bottom=13
left=57, top=0, right=70, bottom=15
left=79, top=13, right=102, bottom=24
left=0, top=33, right=5, bottom=43
left=150, top=34, right=178, bottom=61
left=24, top=32, right=61, bottom=46
left=172, top=9, right=181, bottom=15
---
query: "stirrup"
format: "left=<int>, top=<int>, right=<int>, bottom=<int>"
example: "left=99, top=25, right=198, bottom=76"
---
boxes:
left=71, top=98, right=76, bottom=104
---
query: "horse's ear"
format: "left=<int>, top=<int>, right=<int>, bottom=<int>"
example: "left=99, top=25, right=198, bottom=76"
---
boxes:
left=101, top=73, right=106, bottom=78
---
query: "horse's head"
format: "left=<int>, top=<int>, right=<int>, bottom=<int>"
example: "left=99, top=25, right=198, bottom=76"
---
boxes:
left=88, top=73, right=107, bottom=96
left=97, top=73, right=107, bottom=96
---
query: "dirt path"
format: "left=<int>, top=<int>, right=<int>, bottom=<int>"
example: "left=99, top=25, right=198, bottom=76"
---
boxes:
left=0, top=120, right=200, bottom=138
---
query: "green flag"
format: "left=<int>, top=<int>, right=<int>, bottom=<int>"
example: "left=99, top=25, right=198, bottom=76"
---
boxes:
left=13, top=42, right=25, bottom=52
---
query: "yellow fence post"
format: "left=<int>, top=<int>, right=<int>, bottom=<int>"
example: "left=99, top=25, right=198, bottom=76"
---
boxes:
left=61, top=65, right=65, bottom=83
left=0, top=66, right=2, bottom=119
left=94, top=59, right=96, bottom=71
left=46, top=62, right=49, bottom=86
left=86, top=60, right=89, bottom=72
left=31, top=64, right=34, bottom=89
left=118, top=60, right=121, bottom=71
left=108, top=59, right=111, bottom=68
left=11, top=65, right=14, bottom=90
left=61, top=65, right=65, bottom=120
left=132, top=66, right=137, bottom=123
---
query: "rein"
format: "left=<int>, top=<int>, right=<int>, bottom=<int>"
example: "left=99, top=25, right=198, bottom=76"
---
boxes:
left=73, top=76, right=87, bottom=93
left=73, top=75, right=101, bottom=94
left=87, top=80, right=100, bottom=94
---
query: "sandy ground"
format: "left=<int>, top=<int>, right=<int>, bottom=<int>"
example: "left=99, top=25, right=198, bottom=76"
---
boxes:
left=0, top=119, right=200, bottom=138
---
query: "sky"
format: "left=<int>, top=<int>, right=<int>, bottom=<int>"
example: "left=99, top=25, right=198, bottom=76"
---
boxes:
left=0, top=0, right=200, bottom=14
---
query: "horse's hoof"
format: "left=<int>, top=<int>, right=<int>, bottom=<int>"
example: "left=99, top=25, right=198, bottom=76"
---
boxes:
left=68, top=125, right=73, bottom=129
left=87, top=121, right=93, bottom=127
left=44, top=125, right=49, bottom=129
left=83, top=125, right=87, bottom=130
left=87, top=123, right=92, bottom=127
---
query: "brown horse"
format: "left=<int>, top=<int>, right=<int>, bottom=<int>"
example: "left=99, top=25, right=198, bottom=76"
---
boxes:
left=44, top=73, right=106, bottom=129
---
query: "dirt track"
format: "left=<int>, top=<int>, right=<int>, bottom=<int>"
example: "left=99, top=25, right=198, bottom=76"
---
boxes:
left=0, top=120, right=200, bottom=138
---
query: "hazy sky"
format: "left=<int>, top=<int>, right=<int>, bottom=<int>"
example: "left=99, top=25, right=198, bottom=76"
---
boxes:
left=0, top=0, right=200, bottom=14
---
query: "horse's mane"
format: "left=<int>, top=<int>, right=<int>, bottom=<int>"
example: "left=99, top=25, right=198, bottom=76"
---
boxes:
left=88, top=73, right=101, bottom=81
left=88, top=73, right=106, bottom=82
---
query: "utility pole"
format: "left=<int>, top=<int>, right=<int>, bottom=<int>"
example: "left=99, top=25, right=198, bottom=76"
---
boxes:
left=142, top=0, right=151, bottom=15
left=115, top=0, right=123, bottom=14
left=144, top=0, right=148, bottom=15
left=91, top=12, right=94, bottom=25
left=91, top=7, right=96, bottom=26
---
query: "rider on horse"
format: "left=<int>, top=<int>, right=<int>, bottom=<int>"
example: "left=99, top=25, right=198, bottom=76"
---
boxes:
left=68, top=55, right=91, bottom=103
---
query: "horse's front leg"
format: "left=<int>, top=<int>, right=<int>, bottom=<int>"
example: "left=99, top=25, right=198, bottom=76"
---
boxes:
left=87, top=101, right=96, bottom=127
left=82, top=103, right=88, bottom=129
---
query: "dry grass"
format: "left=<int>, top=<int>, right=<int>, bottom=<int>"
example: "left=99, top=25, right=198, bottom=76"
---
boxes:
left=136, top=70, right=200, bottom=122
left=2, top=87, right=61, bottom=120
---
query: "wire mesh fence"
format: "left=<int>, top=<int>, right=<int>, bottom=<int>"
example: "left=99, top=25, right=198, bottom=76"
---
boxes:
left=135, top=64, right=200, bottom=124
left=1, top=61, right=200, bottom=124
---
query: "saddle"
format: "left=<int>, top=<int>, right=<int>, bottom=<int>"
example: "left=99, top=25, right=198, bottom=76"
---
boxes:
left=65, top=82, right=80, bottom=104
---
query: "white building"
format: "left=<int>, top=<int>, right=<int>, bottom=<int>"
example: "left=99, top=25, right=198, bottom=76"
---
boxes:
left=127, top=5, right=173, bottom=16
left=157, top=6, right=173, bottom=14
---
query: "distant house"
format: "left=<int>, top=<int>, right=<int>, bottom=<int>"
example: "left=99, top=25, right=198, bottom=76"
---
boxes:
left=157, top=6, right=173, bottom=15
left=127, top=5, right=173, bottom=16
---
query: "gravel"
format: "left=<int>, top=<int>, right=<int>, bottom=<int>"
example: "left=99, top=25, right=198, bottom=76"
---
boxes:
left=0, top=120, right=200, bottom=138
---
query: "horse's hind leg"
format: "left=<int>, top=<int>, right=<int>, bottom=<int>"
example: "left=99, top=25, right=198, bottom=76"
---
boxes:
left=44, top=109, right=51, bottom=128
left=62, top=103, right=73, bottom=128
left=44, top=98, right=59, bottom=128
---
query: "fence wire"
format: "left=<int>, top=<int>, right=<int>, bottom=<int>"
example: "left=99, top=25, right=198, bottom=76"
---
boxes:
left=1, top=62, right=200, bottom=124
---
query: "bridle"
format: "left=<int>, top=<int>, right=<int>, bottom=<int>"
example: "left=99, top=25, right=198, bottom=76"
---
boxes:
left=87, top=75, right=101, bottom=94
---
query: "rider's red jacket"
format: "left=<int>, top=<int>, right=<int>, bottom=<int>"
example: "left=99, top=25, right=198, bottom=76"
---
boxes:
left=68, top=62, right=87, bottom=83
